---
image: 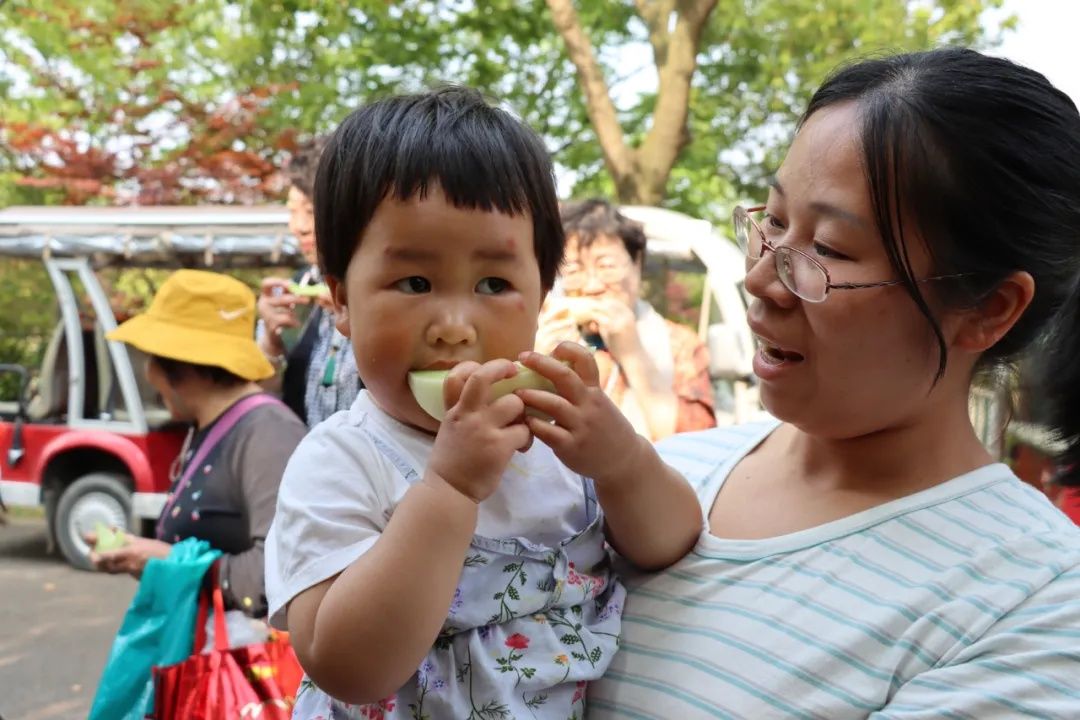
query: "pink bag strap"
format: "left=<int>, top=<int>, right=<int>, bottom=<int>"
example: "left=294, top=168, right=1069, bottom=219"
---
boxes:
left=193, top=561, right=231, bottom=652
left=157, top=393, right=283, bottom=538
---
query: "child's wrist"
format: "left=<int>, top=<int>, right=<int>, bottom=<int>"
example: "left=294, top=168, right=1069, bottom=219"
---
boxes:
left=592, top=433, right=650, bottom=489
left=418, top=472, right=481, bottom=525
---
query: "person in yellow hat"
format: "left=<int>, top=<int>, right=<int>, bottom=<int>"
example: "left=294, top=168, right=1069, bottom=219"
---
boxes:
left=89, top=269, right=306, bottom=623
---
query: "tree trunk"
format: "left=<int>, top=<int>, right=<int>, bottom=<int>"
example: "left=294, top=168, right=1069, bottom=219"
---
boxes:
left=545, top=0, right=718, bottom=205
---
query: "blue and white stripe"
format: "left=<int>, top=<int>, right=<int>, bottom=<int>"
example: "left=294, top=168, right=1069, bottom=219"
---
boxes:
left=589, top=423, right=1080, bottom=718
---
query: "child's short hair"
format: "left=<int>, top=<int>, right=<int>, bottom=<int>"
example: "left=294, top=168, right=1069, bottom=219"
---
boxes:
left=314, top=86, right=565, bottom=289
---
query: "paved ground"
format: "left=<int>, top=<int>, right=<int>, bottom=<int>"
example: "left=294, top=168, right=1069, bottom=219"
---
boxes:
left=0, top=515, right=134, bottom=720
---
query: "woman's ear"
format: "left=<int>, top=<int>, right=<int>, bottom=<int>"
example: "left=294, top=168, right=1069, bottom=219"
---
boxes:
left=326, top=276, right=351, bottom=337
left=955, top=271, right=1035, bottom=353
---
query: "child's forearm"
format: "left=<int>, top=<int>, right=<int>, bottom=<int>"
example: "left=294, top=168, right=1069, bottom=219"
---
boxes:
left=288, top=473, right=477, bottom=704
left=593, top=435, right=701, bottom=570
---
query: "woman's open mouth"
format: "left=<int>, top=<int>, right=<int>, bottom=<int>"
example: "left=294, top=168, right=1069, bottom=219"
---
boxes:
left=759, top=344, right=804, bottom=365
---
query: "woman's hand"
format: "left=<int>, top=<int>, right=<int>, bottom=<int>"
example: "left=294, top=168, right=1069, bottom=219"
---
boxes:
left=87, top=533, right=172, bottom=579
left=580, top=297, right=643, bottom=360
left=427, top=359, right=534, bottom=503
left=535, top=298, right=585, bottom=354
left=516, top=344, right=642, bottom=486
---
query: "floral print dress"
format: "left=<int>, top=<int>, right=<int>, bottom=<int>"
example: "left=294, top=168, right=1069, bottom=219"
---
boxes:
left=291, top=425, right=625, bottom=720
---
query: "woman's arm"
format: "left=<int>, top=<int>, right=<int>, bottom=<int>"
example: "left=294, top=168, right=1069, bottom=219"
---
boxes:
left=876, top=558, right=1080, bottom=717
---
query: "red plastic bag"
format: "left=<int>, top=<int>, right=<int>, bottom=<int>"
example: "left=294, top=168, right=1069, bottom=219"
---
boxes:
left=150, top=564, right=304, bottom=719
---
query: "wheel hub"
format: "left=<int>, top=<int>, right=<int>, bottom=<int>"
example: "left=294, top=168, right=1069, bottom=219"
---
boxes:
left=67, top=491, right=128, bottom=556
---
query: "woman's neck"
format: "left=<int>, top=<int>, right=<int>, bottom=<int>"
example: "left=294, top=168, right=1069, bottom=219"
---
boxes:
left=781, top=394, right=995, bottom=499
left=190, top=382, right=263, bottom=430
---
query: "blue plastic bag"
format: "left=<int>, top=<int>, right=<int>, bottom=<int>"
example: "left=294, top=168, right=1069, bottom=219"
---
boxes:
left=88, top=538, right=221, bottom=720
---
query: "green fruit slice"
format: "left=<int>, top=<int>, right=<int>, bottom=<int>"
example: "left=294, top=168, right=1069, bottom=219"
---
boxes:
left=408, top=361, right=557, bottom=421
left=287, top=282, right=329, bottom=298
left=93, top=521, right=129, bottom=553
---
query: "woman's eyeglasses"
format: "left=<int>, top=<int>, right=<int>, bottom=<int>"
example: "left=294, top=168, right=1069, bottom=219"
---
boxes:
left=560, top=261, right=631, bottom=291
left=733, top=205, right=966, bottom=303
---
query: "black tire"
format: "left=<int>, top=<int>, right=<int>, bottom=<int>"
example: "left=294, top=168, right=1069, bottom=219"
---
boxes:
left=54, top=472, right=132, bottom=571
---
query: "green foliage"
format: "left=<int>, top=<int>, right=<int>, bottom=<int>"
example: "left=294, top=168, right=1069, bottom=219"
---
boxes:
left=1, top=0, right=1008, bottom=217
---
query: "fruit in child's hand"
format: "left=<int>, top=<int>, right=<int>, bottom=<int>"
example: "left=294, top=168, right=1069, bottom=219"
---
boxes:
left=287, top=282, right=329, bottom=298
left=93, top=521, right=129, bottom=553
left=409, top=361, right=557, bottom=421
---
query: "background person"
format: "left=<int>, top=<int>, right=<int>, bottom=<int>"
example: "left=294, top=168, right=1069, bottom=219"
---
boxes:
left=257, top=136, right=361, bottom=426
left=91, top=269, right=306, bottom=620
left=534, top=199, right=715, bottom=440
left=589, top=47, right=1080, bottom=718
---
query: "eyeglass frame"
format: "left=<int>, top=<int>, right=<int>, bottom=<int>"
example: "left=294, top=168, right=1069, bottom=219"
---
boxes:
left=559, top=256, right=635, bottom=290
left=733, top=205, right=968, bottom=303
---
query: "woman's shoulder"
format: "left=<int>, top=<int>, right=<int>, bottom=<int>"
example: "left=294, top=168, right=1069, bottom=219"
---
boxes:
left=656, top=420, right=777, bottom=489
left=953, top=468, right=1080, bottom=552
left=247, top=396, right=308, bottom=433
left=225, top=395, right=307, bottom=451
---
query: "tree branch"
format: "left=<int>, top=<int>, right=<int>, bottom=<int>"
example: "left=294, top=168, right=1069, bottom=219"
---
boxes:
left=544, top=0, right=632, bottom=182
left=637, top=0, right=718, bottom=201
left=634, top=0, right=677, bottom=67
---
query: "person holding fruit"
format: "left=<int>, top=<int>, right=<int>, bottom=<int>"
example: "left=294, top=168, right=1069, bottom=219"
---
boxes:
left=257, top=136, right=361, bottom=427
left=534, top=199, right=715, bottom=441
left=90, top=269, right=306, bottom=621
left=264, top=87, right=700, bottom=719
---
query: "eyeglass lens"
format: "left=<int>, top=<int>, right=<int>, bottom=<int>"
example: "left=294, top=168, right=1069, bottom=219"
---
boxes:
left=734, top=207, right=828, bottom=302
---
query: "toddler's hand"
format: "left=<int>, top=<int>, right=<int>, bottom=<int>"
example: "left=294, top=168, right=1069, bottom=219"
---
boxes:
left=427, top=359, right=532, bottom=503
left=516, top=343, right=642, bottom=486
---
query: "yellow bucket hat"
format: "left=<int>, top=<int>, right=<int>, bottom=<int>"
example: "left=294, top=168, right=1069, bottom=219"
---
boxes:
left=107, top=269, right=274, bottom=381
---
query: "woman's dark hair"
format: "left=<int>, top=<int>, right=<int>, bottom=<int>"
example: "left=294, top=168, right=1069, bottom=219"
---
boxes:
left=150, top=355, right=246, bottom=388
left=802, top=47, right=1080, bottom=481
left=561, top=198, right=647, bottom=264
left=287, top=135, right=327, bottom=200
left=314, top=86, right=564, bottom=290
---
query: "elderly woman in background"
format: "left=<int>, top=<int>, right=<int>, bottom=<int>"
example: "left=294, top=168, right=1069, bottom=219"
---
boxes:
left=535, top=199, right=715, bottom=440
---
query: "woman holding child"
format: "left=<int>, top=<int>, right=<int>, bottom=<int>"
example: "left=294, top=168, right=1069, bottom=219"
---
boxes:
left=589, top=47, right=1080, bottom=717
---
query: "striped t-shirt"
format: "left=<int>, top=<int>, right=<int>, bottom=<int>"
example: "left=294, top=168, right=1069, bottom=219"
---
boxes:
left=589, top=422, right=1080, bottom=719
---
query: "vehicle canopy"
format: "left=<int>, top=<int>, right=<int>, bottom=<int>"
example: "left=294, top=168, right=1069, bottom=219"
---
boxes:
left=0, top=205, right=305, bottom=268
